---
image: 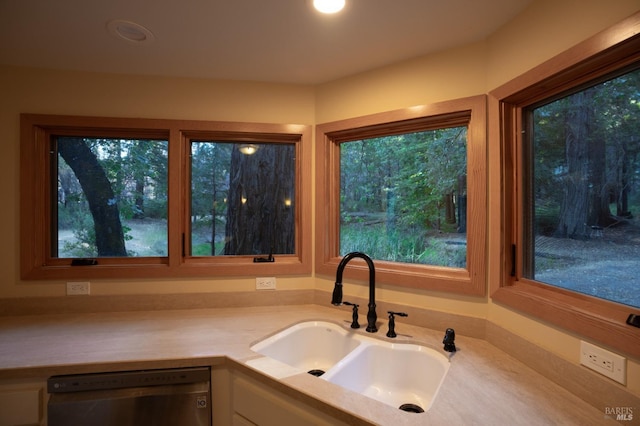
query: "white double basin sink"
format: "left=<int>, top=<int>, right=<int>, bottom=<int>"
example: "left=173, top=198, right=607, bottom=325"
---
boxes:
left=249, top=320, right=450, bottom=413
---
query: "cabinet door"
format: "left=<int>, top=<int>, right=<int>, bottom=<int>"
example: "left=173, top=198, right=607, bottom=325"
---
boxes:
left=0, top=381, right=45, bottom=426
left=232, top=413, right=257, bottom=426
left=232, top=374, right=349, bottom=426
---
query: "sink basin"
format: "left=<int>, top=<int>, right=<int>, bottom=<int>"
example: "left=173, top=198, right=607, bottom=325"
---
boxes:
left=250, top=320, right=450, bottom=413
left=322, top=342, right=450, bottom=412
left=250, top=321, right=362, bottom=374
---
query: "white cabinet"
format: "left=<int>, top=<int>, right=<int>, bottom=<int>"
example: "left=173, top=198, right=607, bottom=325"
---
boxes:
left=211, top=366, right=350, bottom=426
left=0, top=380, right=46, bottom=426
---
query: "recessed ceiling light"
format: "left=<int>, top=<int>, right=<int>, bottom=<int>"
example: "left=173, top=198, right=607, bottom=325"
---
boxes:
left=313, top=0, right=346, bottom=14
left=107, top=20, right=155, bottom=45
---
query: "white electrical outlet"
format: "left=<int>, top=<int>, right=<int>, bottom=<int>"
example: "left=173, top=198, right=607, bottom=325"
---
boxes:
left=256, top=277, right=276, bottom=290
left=66, top=281, right=90, bottom=295
left=580, top=341, right=626, bottom=384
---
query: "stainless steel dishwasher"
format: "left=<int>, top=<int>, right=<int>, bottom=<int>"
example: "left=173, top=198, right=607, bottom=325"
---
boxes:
left=47, top=367, right=211, bottom=426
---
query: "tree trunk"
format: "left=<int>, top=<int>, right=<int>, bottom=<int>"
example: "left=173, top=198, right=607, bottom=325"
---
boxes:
left=223, top=144, right=295, bottom=255
left=130, top=141, right=148, bottom=219
left=210, top=158, right=218, bottom=255
left=134, top=177, right=145, bottom=219
left=555, top=89, right=603, bottom=239
left=386, top=189, right=397, bottom=234
left=444, top=192, right=456, bottom=224
left=58, top=138, right=127, bottom=256
left=457, top=174, right=466, bottom=233
left=617, top=156, right=630, bottom=217
left=587, top=100, right=609, bottom=228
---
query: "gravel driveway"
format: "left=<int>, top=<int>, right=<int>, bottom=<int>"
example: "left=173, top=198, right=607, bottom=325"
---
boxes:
left=534, top=223, right=640, bottom=308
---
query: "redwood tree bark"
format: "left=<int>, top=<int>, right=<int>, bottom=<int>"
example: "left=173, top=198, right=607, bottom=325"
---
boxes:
left=555, top=88, right=608, bottom=239
left=555, top=93, right=591, bottom=238
left=223, top=144, right=295, bottom=255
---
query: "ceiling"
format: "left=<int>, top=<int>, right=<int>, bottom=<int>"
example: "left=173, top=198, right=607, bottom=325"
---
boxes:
left=0, top=0, right=532, bottom=85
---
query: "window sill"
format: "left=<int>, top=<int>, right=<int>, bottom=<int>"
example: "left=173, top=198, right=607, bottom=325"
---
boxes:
left=21, top=258, right=310, bottom=280
left=492, top=282, right=640, bottom=359
left=316, top=257, right=484, bottom=296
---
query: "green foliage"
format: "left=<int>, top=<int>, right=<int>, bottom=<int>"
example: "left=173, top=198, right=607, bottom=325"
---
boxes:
left=341, top=223, right=465, bottom=267
left=191, top=243, right=211, bottom=256
left=144, top=198, right=168, bottom=220
left=189, top=142, right=233, bottom=254
left=339, top=126, right=467, bottom=266
left=56, top=138, right=168, bottom=257
left=61, top=212, right=97, bottom=257
left=190, top=142, right=232, bottom=218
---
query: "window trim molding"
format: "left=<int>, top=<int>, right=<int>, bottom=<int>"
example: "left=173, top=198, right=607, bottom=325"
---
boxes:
left=20, top=114, right=312, bottom=280
left=315, top=96, right=487, bottom=296
left=490, top=12, right=640, bottom=358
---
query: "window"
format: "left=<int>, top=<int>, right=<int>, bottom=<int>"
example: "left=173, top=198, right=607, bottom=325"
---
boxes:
left=524, top=68, right=640, bottom=309
left=316, top=96, right=486, bottom=295
left=492, top=15, right=640, bottom=357
left=340, top=127, right=467, bottom=268
left=187, top=140, right=296, bottom=257
left=54, top=136, right=169, bottom=258
left=21, top=115, right=311, bottom=280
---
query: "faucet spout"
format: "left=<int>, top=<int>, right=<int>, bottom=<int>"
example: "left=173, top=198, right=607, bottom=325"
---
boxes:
left=332, top=252, right=377, bottom=333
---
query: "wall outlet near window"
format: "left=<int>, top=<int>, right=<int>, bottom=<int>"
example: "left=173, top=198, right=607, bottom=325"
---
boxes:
left=66, top=281, right=90, bottom=295
left=256, top=277, right=276, bottom=290
left=579, top=341, right=626, bottom=384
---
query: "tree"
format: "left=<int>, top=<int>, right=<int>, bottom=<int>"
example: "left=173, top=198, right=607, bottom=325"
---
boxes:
left=395, top=128, right=467, bottom=232
left=223, top=144, right=295, bottom=255
left=190, top=142, right=232, bottom=255
left=57, top=138, right=127, bottom=256
left=554, top=89, right=598, bottom=238
left=534, top=68, right=640, bottom=240
left=129, top=141, right=148, bottom=219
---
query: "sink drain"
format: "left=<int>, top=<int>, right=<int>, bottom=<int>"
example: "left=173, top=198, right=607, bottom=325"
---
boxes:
left=307, top=369, right=325, bottom=377
left=399, top=403, right=424, bottom=413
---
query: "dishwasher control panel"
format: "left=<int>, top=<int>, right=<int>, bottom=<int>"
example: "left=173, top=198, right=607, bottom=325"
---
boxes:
left=48, top=367, right=210, bottom=393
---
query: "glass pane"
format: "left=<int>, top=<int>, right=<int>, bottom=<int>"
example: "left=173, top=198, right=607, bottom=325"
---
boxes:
left=190, top=141, right=295, bottom=256
left=54, top=137, right=169, bottom=258
left=339, top=128, right=467, bottom=267
left=527, top=67, right=640, bottom=308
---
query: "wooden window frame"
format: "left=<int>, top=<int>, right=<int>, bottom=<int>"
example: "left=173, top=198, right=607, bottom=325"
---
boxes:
left=315, top=95, right=487, bottom=296
left=20, top=114, right=312, bottom=280
left=490, top=12, right=640, bottom=358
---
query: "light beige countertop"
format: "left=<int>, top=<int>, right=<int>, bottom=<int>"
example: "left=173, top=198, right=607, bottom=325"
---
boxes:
left=0, top=304, right=618, bottom=425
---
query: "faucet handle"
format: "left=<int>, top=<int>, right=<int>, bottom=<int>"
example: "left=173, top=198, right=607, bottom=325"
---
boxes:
left=443, top=328, right=456, bottom=352
left=343, top=301, right=360, bottom=329
left=386, top=311, right=408, bottom=338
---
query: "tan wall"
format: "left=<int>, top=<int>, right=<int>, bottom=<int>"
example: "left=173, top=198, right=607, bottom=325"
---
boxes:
left=312, top=0, right=640, bottom=397
left=315, top=41, right=488, bottom=123
left=1, top=0, right=638, bottom=394
left=0, top=66, right=318, bottom=298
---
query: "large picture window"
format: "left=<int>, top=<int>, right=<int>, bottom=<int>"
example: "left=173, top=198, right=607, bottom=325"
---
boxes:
left=21, top=115, right=311, bottom=280
left=523, top=68, right=640, bottom=309
left=316, top=96, right=486, bottom=295
left=492, top=14, right=640, bottom=357
left=339, top=127, right=467, bottom=268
